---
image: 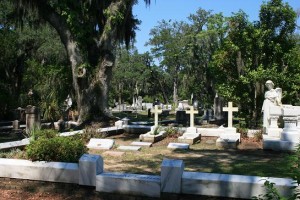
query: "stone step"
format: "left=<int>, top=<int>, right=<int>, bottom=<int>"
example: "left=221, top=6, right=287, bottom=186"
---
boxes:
left=167, top=143, right=189, bottom=149
left=130, top=141, right=152, bottom=147
left=117, top=145, right=141, bottom=151
left=86, top=138, right=114, bottom=150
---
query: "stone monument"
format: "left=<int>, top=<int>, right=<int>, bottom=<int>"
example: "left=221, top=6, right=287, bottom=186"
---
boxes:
left=261, top=80, right=300, bottom=151
left=25, top=106, right=41, bottom=134
left=262, top=80, right=282, bottom=134
left=216, top=102, right=240, bottom=149
left=139, top=105, right=166, bottom=142
left=178, top=106, right=201, bottom=144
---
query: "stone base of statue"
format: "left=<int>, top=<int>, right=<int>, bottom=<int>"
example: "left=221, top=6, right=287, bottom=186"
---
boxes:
left=266, top=128, right=283, bottom=138
left=263, top=135, right=298, bottom=151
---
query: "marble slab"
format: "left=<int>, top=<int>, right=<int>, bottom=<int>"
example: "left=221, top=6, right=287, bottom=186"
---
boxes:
left=131, top=141, right=152, bottom=147
left=0, top=158, right=78, bottom=183
left=139, top=131, right=167, bottom=143
left=182, top=171, right=296, bottom=199
left=197, top=128, right=224, bottom=137
left=117, top=145, right=141, bottom=151
left=167, top=143, right=189, bottom=149
left=263, top=135, right=297, bottom=151
left=0, top=138, right=30, bottom=150
left=86, top=138, right=114, bottom=150
left=59, top=130, right=84, bottom=137
left=178, top=133, right=200, bottom=144
left=96, top=172, right=161, bottom=197
left=216, top=138, right=239, bottom=149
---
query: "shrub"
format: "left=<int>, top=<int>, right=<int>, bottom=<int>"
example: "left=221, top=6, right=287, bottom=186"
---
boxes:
left=165, top=126, right=180, bottom=138
left=81, top=123, right=107, bottom=143
left=26, top=131, right=87, bottom=162
left=254, top=130, right=263, bottom=142
left=237, top=127, right=248, bottom=139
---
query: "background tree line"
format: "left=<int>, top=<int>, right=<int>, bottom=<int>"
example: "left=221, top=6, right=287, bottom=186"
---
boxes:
left=112, top=0, right=300, bottom=127
left=0, top=0, right=299, bottom=128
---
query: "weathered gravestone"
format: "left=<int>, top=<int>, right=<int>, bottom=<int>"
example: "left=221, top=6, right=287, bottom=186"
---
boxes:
left=214, top=93, right=224, bottom=121
left=25, top=106, right=41, bottom=134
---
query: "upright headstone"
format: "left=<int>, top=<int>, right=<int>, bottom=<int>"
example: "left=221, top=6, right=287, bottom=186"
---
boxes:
left=137, top=96, right=143, bottom=110
left=223, top=102, right=238, bottom=128
left=186, top=106, right=198, bottom=128
left=214, top=93, right=224, bottom=121
left=176, top=110, right=187, bottom=125
left=151, top=105, right=162, bottom=127
left=25, top=105, right=41, bottom=134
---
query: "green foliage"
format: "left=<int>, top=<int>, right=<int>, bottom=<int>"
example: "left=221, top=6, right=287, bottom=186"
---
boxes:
left=253, top=130, right=263, bottom=142
left=164, top=126, right=180, bottom=138
left=26, top=129, right=87, bottom=162
left=252, top=180, right=287, bottom=200
left=0, top=149, right=25, bottom=159
left=237, top=127, right=248, bottom=139
left=81, top=123, right=108, bottom=143
left=30, top=128, right=58, bottom=141
left=152, top=126, right=161, bottom=135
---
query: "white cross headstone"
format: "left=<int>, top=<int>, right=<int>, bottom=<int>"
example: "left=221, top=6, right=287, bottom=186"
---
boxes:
left=151, top=105, right=162, bottom=127
left=223, top=102, right=238, bottom=128
left=186, top=106, right=198, bottom=127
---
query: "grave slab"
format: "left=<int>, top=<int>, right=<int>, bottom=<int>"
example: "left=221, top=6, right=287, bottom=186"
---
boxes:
left=216, top=138, right=239, bottom=149
left=130, top=141, right=152, bottom=147
left=139, top=131, right=167, bottom=143
left=117, top=145, right=141, bottom=151
left=197, top=128, right=224, bottom=137
left=96, top=172, right=161, bottom=198
left=182, top=171, right=295, bottom=199
left=0, top=158, right=78, bottom=183
left=0, top=138, right=30, bottom=150
left=263, top=135, right=297, bottom=151
left=86, top=138, right=114, bottom=150
left=167, top=143, right=189, bottom=149
left=178, top=133, right=200, bottom=144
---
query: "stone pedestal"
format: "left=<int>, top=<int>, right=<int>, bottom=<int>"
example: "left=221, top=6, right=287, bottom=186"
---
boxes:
left=281, top=116, right=299, bottom=142
left=25, top=106, right=41, bottom=134
left=12, top=120, right=20, bottom=131
left=79, top=154, right=103, bottom=186
left=263, top=106, right=300, bottom=151
left=161, top=159, right=184, bottom=194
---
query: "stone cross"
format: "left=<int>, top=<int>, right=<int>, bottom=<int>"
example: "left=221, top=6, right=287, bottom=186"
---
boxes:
left=186, top=106, right=198, bottom=127
left=223, top=102, right=238, bottom=128
left=151, top=105, right=162, bottom=127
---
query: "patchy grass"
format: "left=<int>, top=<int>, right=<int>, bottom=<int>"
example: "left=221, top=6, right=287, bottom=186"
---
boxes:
left=89, top=133, right=293, bottom=179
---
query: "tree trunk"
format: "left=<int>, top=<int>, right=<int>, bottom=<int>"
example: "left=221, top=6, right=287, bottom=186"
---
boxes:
left=173, top=78, right=178, bottom=108
left=35, top=1, right=129, bottom=124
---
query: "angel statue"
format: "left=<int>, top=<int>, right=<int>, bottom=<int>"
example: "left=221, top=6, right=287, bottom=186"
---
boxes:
left=261, top=80, right=282, bottom=130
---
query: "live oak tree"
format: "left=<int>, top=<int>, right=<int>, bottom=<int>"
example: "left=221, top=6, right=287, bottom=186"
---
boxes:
left=212, top=0, right=298, bottom=126
left=14, top=0, right=150, bottom=124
